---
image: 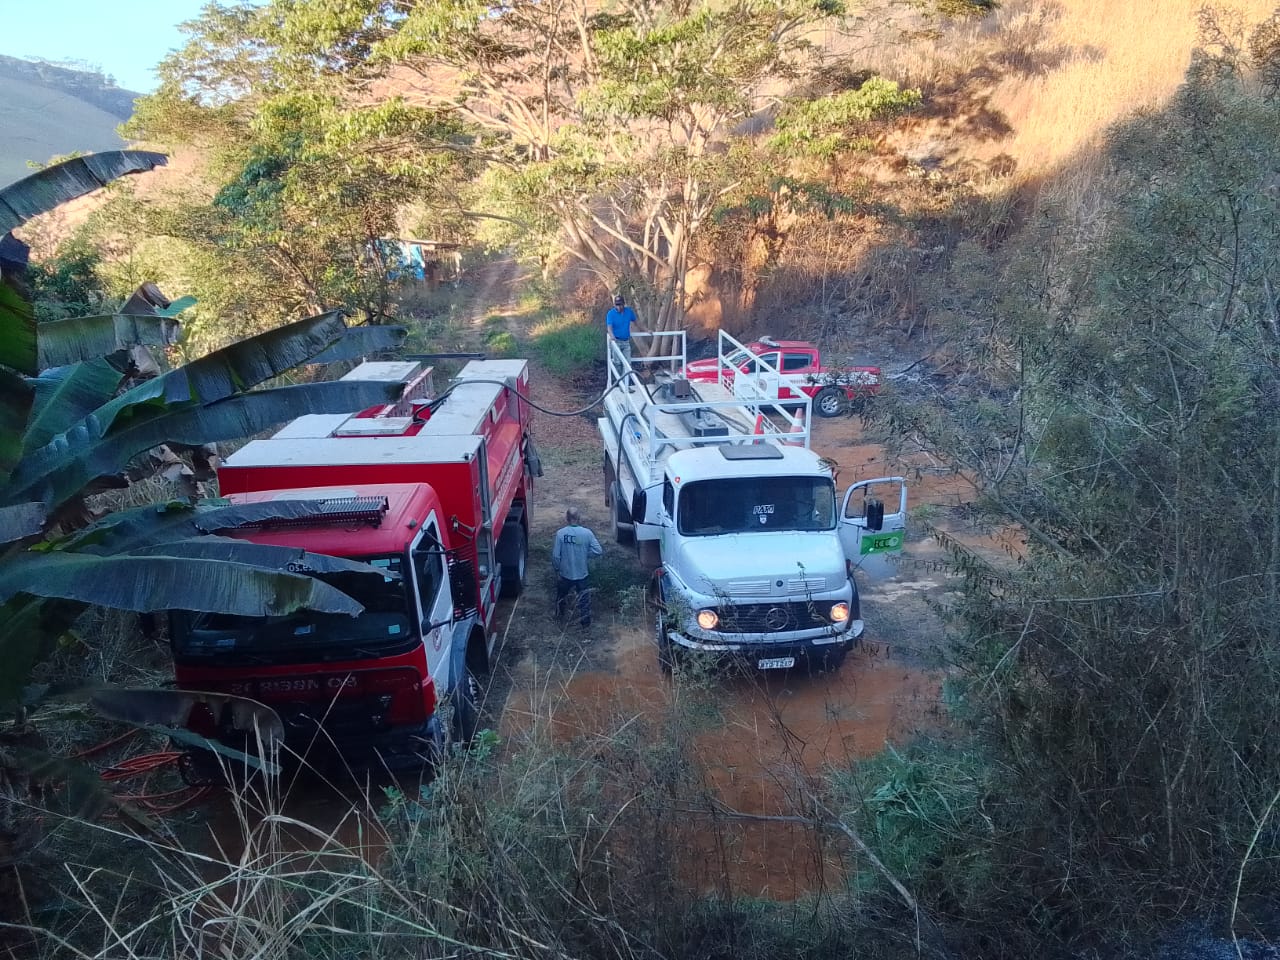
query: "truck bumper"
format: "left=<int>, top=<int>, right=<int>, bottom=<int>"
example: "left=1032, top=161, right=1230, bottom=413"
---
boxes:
left=666, top=620, right=862, bottom=669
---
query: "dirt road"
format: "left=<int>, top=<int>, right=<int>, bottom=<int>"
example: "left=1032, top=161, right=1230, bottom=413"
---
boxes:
left=478, top=325, right=1005, bottom=898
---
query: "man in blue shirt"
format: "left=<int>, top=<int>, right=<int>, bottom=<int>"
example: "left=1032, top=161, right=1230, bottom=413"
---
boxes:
left=606, top=294, right=637, bottom=389
left=552, top=508, right=604, bottom=628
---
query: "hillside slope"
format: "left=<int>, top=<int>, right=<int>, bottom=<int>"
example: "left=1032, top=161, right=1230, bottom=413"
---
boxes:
left=0, top=56, right=138, bottom=185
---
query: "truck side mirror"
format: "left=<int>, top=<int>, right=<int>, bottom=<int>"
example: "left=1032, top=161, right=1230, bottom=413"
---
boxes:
left=865, top=498, right=884, bottom=532
left=631, top=488, right=647, bottom=521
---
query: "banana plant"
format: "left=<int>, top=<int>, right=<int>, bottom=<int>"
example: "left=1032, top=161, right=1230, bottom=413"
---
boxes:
left=0, top=153, right=413, bottom=708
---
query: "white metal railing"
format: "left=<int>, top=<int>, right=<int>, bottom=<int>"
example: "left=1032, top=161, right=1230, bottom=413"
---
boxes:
left=605, top=328, right=813, bottom=466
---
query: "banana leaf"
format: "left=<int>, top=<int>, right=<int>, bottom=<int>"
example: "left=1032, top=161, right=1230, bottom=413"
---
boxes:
left=0, top=368, right=33, bottom=484
left=131, top=536, right=400, bottom=579
left=12, top=311, right=357, bottom=495
left=0, top=595, right=84, bottom=705
left=0, top=552, right=366, bottom=616
left=307, top=324, right=409, bottom=364
left=23, top=358, right=123, bottom=453
left=80, top=310, right=351, bottom=440
left=0, top=151, right=168, bottom=233
left=0, top=502, right=45, bottom=545
left=8, top=377, right=404, bottom=508
left=0, top=274, right=37, bottom=377
left=62, top=496, right=388, bottom=555
left=36, top=313, right=180, bottom=370
left=89, top=687, right=285, bottom=747
left=14, top=748, right=163, bottom=834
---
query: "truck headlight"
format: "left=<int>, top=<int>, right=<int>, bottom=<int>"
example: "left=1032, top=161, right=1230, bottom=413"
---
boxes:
left=830, top=602, right=850, bottom=623
left=696, top=609, right=719, bottom=630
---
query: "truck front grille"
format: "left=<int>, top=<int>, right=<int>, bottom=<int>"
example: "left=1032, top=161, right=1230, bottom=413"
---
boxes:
left=712, top=601, right=833, bottom=634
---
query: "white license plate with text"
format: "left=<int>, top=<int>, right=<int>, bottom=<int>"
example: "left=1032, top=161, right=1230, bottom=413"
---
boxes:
left=757, top=657, right=796, bottom=670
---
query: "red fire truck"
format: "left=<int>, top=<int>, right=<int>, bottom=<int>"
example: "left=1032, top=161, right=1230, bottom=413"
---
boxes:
left=169, top=358, right=538, bottom=772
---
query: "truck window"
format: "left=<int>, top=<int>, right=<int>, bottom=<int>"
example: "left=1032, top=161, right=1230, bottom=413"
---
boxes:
left=678, top=477, right=836, bottom=536
left=756, top=352, right=780, bottom=371
left=663, top=478, right=675, bottom=516
left=782, top=353, right=812, bottom=372
left=170, top=555, right=413, bottom=662
left=413, top=523, right=447, bottom=614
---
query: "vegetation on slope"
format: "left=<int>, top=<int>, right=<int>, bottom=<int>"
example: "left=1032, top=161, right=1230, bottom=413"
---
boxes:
left=10, top=3, right=1280, bottom=959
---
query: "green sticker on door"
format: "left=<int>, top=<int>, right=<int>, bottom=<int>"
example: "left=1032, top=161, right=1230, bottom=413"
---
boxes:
left=861, top=530, right=904, bottom=555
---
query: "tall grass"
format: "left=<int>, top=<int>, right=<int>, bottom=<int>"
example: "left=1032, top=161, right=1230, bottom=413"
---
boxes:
left=22, top=665, right=907, bottom=960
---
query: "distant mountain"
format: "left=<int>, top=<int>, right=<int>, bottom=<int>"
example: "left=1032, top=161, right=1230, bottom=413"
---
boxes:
left=0, top=55, right=140, bottom=186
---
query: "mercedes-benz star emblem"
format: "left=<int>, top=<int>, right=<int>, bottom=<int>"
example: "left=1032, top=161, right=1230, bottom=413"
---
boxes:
left=764, top=606, right=790, bottom=630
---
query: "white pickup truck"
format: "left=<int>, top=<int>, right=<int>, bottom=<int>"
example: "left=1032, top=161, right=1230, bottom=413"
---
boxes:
left=598, top=330, right=906, bottom=673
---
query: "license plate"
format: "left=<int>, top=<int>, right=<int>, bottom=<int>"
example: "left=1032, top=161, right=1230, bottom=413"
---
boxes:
left=757, top=657, right=795, bottom=670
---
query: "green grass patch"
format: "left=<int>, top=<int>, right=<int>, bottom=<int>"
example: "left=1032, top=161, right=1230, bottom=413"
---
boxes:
left=530, top=312, right=602, bottom=378
left=484, top=330, right=518, bottom=356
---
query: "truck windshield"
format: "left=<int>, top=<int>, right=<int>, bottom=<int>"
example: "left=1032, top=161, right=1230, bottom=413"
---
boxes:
left=171, top=554, right=414, bottom=661
left=678, top=477, right=836, bottom=535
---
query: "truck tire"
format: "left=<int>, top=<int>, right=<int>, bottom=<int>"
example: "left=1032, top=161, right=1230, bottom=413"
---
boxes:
left=497, top=523, right=527, bottom=598
left=814, top=387, right=848, bottom=418
left=612, top=482, right=635, bottom=545
left=453, top=666, right=481, bottom=746
left=603, top=455, right=617, bottom=508
left=657, top=613, right=675, bottom=675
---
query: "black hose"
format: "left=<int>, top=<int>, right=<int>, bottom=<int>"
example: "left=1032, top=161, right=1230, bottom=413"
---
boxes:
left=416, top=369, right=645, bottom=419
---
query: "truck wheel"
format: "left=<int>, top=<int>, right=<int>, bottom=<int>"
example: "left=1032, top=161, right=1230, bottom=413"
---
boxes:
left=603, top=455, right=617, bottom=508
left=612, top=482, right=635, bottom=545
left=657, top=613, right=675, bottom=675
left=497, top=523, right=527, bottom=598
left=452, top=666, right=481, bottom=747
left=814, top=387, right=847, bottom=418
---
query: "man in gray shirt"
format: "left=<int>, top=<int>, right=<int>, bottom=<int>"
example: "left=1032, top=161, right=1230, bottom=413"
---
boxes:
left=552, top=507, right=604, bottom=628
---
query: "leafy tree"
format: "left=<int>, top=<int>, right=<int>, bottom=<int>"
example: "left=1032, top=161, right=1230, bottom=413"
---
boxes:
left=117, top=3, right=476, bottom=350
left=263, top=0, right=919, bottom=340
left=880, top=19, right=1280, bottom=949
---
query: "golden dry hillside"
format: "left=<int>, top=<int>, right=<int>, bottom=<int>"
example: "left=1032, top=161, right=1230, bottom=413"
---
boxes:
left=872, top=0, right=1276, bottom=166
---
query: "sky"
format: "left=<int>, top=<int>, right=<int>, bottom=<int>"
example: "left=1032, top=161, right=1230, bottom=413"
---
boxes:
left=0, top=0, right=212, bottom=92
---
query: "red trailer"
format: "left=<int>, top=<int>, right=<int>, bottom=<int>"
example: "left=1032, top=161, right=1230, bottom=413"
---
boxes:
left=170, top=359, right=538, bottom=772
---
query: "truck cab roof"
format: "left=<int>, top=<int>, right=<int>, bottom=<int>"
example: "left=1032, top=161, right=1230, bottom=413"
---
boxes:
left=753, top=337, right=813, bottom=350
left=665, top=444, right=831, bottom=484
left=221, top=483, right=441, bottom=557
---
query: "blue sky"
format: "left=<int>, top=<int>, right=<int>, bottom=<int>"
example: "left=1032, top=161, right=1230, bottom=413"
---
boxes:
left=0, top=0, right=213, bottom=92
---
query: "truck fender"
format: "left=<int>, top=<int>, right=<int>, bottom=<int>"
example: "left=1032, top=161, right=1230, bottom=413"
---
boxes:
left=447, top=615, right=481, bottom=695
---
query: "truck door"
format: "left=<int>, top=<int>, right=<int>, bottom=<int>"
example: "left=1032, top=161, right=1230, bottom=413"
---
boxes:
left=839, top=477, right=908, bottom=578
left=410, top=514, right=455, bottom=694
left=734, top=351, right=781, bottom=401
left=780, top=351, right=815, bottom=400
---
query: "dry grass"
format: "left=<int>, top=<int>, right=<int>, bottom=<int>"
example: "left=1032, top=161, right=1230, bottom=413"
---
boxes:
left=862, top=0, right=1278, bottom=175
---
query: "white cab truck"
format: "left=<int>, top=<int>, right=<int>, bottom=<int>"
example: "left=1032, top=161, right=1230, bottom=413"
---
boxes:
left=598, top=330, right=907, bottom=674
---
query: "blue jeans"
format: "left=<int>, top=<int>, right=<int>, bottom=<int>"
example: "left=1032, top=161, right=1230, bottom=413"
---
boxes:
left=556, top=576, right=591, bottom=627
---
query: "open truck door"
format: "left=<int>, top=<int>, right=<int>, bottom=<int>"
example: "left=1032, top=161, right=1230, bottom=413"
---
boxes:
left=840, top=477, right=907, bottom=579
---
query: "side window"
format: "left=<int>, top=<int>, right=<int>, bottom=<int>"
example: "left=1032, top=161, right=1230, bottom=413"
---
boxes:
left=663, top=478, right=675, bottom=516
left=758, top=352, right=780, bottom=371
left=412, top=521, right=447, bottom=621
left=782, top=353, right=812, bottom=372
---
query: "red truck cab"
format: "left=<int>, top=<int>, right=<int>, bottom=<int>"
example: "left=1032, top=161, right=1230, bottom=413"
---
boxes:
left=171, top=483, right=477, bottom=771
left=684, top=337, right=880, bottom=416
left=170, top=358, right=536, bottom=775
